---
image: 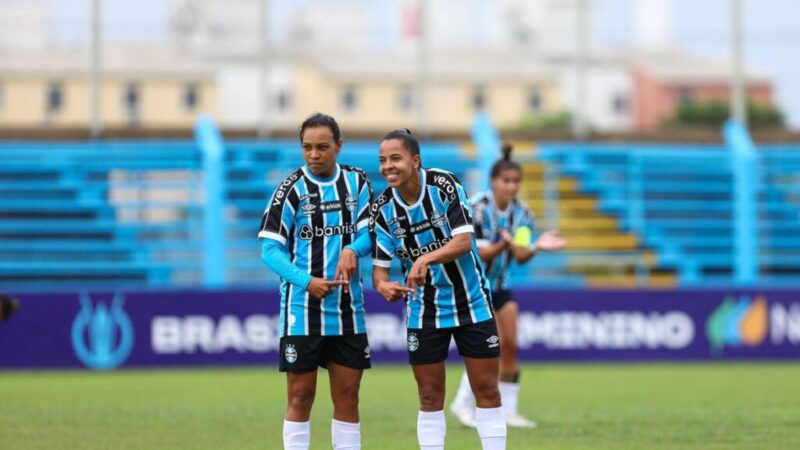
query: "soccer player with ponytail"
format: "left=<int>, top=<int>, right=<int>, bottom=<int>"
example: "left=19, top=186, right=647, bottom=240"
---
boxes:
left=449, top=142, right=566, bottom=429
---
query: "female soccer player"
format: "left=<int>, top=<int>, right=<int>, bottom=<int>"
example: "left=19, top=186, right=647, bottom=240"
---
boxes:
left=449, top=143, right=566, bottom=429
left=259, top=113, right=373, bottom=450
left=371, top=129, right=507, bottom=450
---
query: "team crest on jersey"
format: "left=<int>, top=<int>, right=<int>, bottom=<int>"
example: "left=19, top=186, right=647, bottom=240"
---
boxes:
left=407, top=333, right=419, bottom=352
left=284, top=344, right=298, bottom=363
left=430, top=212, right=446, bottom=228
left=345, top=194, right=358, bottom=212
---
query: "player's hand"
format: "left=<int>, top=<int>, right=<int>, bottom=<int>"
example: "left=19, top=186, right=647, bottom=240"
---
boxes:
left=534, top=230, right=567, bottom=251
left=306, top=277, right=347, bottom=299
left=405, top=257, right=430, bottom=299
left=377, top=281, right=414, bottom=302
left=333, top=248, right=357, bottom=294
left=499, top=230, right=514, bottom=247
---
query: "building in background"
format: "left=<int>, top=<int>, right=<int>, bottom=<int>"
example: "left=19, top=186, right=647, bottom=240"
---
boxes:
left=0, top=0, right=780, bottom=134
left=0, top=47, right=217, bottom=130
left=632, top=52, right=774, bottom=130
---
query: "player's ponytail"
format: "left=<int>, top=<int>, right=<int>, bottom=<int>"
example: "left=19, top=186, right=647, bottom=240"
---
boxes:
left=491, top=141, right=521, bottom=179
left=382, top=128, right=422, bottom=167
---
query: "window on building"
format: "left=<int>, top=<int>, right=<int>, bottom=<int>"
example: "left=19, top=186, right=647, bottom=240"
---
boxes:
left=342, top=85, right=357, bottom=112
left=612, top=93, right=629, bottom=115
left=528, top=88, right=542, bottom=113
left=47, top=81, right=63, bottom=113
left=183, top=83, right=199, bottom=110
left=398, top=84, right=414, bottom=113
left=276, top=90, right=290, bottom=113
left=124, top=83, right=140, bottom=125
left=472, top=85, right=486, bottom=110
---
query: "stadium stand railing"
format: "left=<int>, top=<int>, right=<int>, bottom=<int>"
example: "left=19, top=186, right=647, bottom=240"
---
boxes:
left=1, top=136, right=799, bottom=290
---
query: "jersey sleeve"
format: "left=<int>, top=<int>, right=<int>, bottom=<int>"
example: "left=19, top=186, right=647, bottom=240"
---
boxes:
left=370, top=209, right=395, bottom=268
left=355, top=172, right=373, bottom=232
left=471, top=198, right=491, bottom=247
left=445, top=179, right=474, bottom=236
left=515, top=204, right=536, bottom=231
left=258, top=182, right=298, bottom=245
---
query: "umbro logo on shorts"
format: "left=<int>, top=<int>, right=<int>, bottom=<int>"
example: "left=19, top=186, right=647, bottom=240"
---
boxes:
left=486, top=335, right=499, bottom=348
left=364, top=346, right=371, bottom=359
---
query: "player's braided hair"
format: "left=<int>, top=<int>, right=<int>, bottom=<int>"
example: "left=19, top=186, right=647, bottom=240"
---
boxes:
left=490, top=142, right=521, bottom=179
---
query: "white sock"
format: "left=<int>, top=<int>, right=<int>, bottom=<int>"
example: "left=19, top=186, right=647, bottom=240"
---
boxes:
left=283, top=420, right=310, bottom=450
left=453, top=372, right=475, bottom=408
left=417, top=410, right=446, bottom=450
left=331, top=419, right=361, bottom=450
left=475, top=407, right=507, bottom=450
left=499, top=382, right=519, bottom=416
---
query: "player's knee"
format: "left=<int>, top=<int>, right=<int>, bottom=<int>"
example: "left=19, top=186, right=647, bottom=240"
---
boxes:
left=333, top=385, right=360, bottom=409
left=472, top=380, right=501, bottom=406
left=417, top=385, right=444, bottom=411
left=287, top=389, right=315, bottom=412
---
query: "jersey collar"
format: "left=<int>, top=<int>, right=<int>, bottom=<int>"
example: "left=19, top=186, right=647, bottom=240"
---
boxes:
left=392, top=168, right=427, bottom=208
left=301, top=163, right=341, bottom=185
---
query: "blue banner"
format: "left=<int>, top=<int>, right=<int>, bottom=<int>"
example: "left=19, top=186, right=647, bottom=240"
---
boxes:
left=0, top=289, right=798, bottom=370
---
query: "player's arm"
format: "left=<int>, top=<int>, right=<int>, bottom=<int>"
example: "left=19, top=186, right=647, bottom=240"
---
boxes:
left=260, top=238, right=312, bottom=289
left=370, top=206, right=412, bottom=301
left=477, top=238, right=511, bottom=263
left=510, top=207, right=565, bottom=263
left=259, top=181, right=344, bottom=298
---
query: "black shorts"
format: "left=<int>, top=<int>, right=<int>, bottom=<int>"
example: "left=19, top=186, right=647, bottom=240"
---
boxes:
left=406, top=319, right=500, bottom=365
left=491, top=288, right=515, bottom=312
left=279, top=333, right=371, bottom=373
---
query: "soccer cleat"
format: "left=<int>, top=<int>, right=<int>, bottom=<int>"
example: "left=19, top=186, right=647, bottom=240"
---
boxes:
left=448, top=402, right=477, bottom=428
left=505, top=412, right=537, bottom=429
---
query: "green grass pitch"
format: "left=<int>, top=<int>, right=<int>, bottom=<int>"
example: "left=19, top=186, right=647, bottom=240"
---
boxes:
left=1, top=363, right=799, bottom=449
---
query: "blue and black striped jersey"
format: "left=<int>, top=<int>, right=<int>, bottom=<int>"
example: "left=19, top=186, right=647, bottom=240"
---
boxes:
left=471, top=190, right=536, bottom=291
left=370, top=168, right=494, bottom=329
left=259, top=164, right=372, bottom=337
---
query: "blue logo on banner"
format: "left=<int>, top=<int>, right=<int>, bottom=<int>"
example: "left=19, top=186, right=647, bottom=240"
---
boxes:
left=71, top=293, right=134, bottom=370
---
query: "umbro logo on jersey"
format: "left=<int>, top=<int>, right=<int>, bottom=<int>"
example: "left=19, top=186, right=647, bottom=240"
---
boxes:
left=301, top=203, right=316, bottom=215
left=394, top=227, right=407, bottom=238
left=486, top=335, right=499, bottom=348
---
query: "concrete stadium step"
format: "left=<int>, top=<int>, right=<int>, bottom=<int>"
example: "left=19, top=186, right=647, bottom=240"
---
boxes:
left=561, top=234, right=640, bottom=251
left=584, top=273, right=677, bottom=288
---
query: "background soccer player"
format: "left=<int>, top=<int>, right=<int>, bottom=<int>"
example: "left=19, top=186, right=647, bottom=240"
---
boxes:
left=449, top=142, right=567, bottom=429
left=259, top=113, right=373, bottom=450
left=370, top=129, right=507, bottom=450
